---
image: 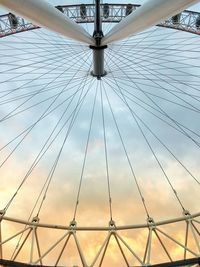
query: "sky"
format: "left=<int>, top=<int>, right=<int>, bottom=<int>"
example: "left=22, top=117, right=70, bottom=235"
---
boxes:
left=0, top=1, right=200, bottom=266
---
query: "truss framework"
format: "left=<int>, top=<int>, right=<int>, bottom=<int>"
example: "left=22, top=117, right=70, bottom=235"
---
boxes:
left=0, top=4, right=200, bottom=38
left=0, top=212, right=199, bottom=267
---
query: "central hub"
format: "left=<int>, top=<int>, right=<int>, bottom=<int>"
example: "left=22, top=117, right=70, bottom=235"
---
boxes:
left=90, top=45, right=107, bottom=80
left=90, top=0, right=107, bottom=80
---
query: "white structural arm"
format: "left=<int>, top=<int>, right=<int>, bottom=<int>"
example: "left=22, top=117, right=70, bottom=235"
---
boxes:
left=102, top=0, right=200, bottom=45
left=0, top=0, right=93, bottom=45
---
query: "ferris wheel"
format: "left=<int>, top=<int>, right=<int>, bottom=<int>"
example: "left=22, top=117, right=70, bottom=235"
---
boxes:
left=0, top=0, right=200, bottom=266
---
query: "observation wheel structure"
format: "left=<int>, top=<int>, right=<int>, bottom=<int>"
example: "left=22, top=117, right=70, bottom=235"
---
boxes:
left=0, top=1, right=200, bottom=267
left=1, top=4, right=200, bottom=37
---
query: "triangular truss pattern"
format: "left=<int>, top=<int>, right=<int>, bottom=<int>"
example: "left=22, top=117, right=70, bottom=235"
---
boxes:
left=0, top=214, right=199, bottom=266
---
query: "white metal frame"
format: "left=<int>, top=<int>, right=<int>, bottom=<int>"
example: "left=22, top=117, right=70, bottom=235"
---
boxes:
left=0, top=213, right=199, bottom=266
left=0, top=0, right=93, bottom=44
left=102, top=0, right=200, bottom=44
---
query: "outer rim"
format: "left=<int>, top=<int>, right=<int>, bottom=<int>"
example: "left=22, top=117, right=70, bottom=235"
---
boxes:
left=1, top=212, right=200, bottom=231
left=0, top=4, right=200, bottom=38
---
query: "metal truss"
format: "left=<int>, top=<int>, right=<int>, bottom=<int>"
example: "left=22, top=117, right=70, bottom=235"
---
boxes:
left=0, top=212, right=199, bottom=267
left=0, top=4, right=200, bottom=38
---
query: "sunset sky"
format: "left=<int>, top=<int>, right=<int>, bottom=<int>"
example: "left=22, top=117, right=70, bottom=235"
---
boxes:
left=0, top=0, right=200, bottom=266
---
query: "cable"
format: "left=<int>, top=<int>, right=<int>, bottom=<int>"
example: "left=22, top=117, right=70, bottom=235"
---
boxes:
left=100, top=80, right=113, bottom=221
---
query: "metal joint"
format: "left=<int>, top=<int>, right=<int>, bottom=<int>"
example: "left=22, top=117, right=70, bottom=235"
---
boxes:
left=89, top=45, right=107, bottom=50
left=90, top=0, right=107, bottom=78
left=0, top=210, right=5, bottom=221
left=69, top=220, right=77, bottom=228
left=32, top=216, right=40, bottom=224
left=147, top=217, right=156, bottom=229
left=183, top=210, right=192, bottom=221
left=109, top=219, right=116, bottom=229
left=93, top=31, right=104, bottom=46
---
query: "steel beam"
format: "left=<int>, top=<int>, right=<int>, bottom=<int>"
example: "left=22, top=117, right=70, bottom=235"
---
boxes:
left=150, top=257, right=200, bottom=267
left=0, top=0, right=93, bottom=44
left=91, top=0, right=107, bottom=79
left=1, top=6, right=200, bottom=38
left=102, top=0, right=200, bottom=44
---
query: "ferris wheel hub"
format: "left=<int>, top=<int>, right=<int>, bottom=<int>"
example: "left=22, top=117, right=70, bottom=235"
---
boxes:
left=90, top=44, right=107, bottom=79
left=88, top=0, right=108, bottom=79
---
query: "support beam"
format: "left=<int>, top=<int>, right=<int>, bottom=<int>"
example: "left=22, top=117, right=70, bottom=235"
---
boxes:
left=91, top=0, right=107, bottom=79
left=0, top=0, right=93, bottom=44
left=102, top=0, right=200, bottom=45
left=90, top=45, right=107, bottom=79
left=93, top=0, right=103, bottom=44
left=150, top=257, right=200, bottom=267
left=0, top=223, right=2, bottom=259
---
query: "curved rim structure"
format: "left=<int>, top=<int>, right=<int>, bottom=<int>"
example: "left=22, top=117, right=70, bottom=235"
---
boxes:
left=0, top=4, right=200, bottom=38
left=0, top=1, right=200, bottom=267
left=0, top=212, right=200, bottom=266
left=1, top=212, right=200, bottom=231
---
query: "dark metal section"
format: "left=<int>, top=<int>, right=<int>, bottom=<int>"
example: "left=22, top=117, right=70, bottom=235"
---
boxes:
left=55, top=5, right=64, bottom=13
left=126, top=3, right=133, bottom=16
left=90, top=46, right=107, bottom=80
left=196, top=14, right=200, bottom=28
left=8, top=13, right=18, bottom=29
left=80, top=4, right=87, bottom=19
left=0, top=259, right=51, bottom=267
left=91, top=0, right=107, bottom=79
left=103, top=3, right=109, bottom=19
left=0, top=257, right=199, bottom=267
left=149, top=257, right=200, bottom=267
left=90, top=45, right=108, bottom=50
left=172, top=13, right=181, bottom=25
left=93, top=0, right=103, bottom=41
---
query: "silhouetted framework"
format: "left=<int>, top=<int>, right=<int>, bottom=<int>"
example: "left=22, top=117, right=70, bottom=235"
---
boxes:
left=0, top=257, right=200, bottom=267
left=152, top=257, right=200, bottom=267
left=0, top=4, right=200, bottom=38
left=0, top=259, right=51, bottom=267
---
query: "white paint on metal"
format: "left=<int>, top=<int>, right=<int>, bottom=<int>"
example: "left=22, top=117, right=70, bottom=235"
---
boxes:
left=2, top=212, right=200, bottom=230
left=30, top=226, right=36, bottom=264
left=34, top=231, right=71, bottom=264
left=90, top=233, right=111, bottom=267
left=147, top=229, right=153, bottom=265
left=1, top=218, right=199, bottom=266
left=73, top=232, right=88, bottom=267
left=156, top=227, right=199, bottom=256
left=189, top=221, right=200, bottom=253
left=102, top=0, right=200, bottom=45
left=116, top=232, right=143, bottom=264
left=0, top=227, right=31, bottom=246
left=0, top=0, right=93, bottom=44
